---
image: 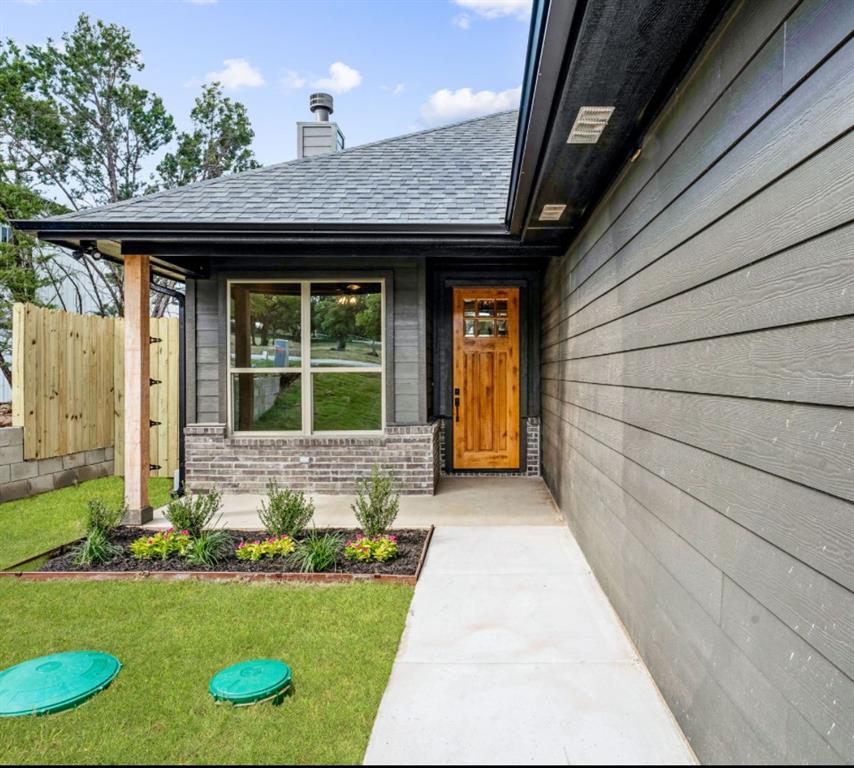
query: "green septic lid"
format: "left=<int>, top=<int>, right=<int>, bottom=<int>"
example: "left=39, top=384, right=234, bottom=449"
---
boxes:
left=0, top=651, right=121, bottom=717
left=209, top=659, right=292, bottom=706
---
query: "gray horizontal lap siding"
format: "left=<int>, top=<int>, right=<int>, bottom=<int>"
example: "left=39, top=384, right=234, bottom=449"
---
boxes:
left=189, top=258, right=426, bottom=427
left=541, top=0, right=854, bottom=763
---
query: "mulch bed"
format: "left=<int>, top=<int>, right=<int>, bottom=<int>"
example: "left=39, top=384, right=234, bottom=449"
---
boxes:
left=39, top=527, right=428, bottom=577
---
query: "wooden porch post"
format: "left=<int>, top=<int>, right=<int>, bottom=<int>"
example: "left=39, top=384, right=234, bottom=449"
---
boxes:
left=123, top=255, right=152, bottom=523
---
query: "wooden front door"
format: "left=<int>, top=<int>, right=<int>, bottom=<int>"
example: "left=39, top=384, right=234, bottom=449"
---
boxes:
left=452, top=287, right=520, bottom=469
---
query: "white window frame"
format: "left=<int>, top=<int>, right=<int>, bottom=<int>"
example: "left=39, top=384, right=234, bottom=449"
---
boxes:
left=226, top=278, right=386, bottom=437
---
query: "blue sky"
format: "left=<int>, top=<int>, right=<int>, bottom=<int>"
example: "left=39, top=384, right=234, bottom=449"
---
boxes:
left=6, top=0, right=532, bottom=166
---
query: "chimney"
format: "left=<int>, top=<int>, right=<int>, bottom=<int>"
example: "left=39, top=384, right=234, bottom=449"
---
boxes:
left=297, top=92, right=345, bottom=158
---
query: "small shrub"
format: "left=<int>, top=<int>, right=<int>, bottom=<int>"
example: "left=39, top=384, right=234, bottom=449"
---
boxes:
left=236, top=535, right=296, bottom=561
left=165, top=489, right=222, bottom=538
left=371, top=534, right=399, bottom=562
left=73, top=529, right=121, bottom=566
left=343, top=535, right=373, bottom=562
left=291, top=530, right=342, bottom=573
left=343, top=534, right=399, bottom=563
left=129, top=529, right=191, bottom=560
left=84, top=499, right=126, bottom=536
left=184, top=529, right=231, bottom=567
left=351, top=465, right=399, bottom=538
left=259, top=483, right=314, bottom=538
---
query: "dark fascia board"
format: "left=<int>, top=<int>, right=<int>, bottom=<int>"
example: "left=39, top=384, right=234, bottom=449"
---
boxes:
left=12, top=219, right=510, bottom=239
left=121, top=241, right=562, bottom=261
left=506, top=0, right=583, bottom=235
left=27, top=223, right=561, bottom=280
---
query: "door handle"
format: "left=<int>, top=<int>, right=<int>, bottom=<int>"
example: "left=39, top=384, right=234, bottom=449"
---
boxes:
left=454, top=397, right=460, bottom=422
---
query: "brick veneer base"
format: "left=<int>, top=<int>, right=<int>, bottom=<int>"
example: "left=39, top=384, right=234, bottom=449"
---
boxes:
left=185, top=422, right=440, bottom=495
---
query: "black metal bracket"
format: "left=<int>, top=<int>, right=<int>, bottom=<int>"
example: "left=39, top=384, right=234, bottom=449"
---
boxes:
left=149, top=336, right=161, bottom=344
left=149, top=463, right=161, bottom=471
left=149, top=419, right=161, bottom=427
left=149, top=378, right=161, bottom=386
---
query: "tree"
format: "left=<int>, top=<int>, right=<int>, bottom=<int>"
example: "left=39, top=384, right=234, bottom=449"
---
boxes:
left=0, top=181, right=66, bottom=384
left=155, top=82, right=260, bottom=190
left=355, top=294, right=381, bottom=356
left=314, top=296, right=359, bottom=351
left=0, top=14, right=175, bottom=316
left=250, top=294, right=301, bottom=347
left=314, top=294, right=381, bottom=352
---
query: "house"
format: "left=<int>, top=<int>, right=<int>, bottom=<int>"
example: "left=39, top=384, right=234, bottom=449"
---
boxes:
left=15, top=0, right=854, bottom=763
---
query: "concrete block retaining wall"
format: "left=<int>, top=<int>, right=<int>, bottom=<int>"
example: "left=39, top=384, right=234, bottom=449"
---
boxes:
left=185, top=422, right=440, bottom=495
left=0, top=427, right=114, bottom=503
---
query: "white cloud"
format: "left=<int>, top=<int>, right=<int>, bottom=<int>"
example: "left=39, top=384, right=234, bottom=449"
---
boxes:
left=452, top=13, right=471, bottom=29
left=382, top=82, right=406, bottom=96
left=313, top=62, right=362, bottom=94
left=453, top=0, right=532, bottom=20
left=420, top=86, right=521, bottom=124
left=281, top=70, right=307, bottom=90
left=204, top=58, right=264, bottom=90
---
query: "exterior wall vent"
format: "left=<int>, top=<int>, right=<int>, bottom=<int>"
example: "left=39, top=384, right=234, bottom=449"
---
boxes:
left=567, top=106, right=615, bottom=144
left=539, top=204, right=566, bottom=222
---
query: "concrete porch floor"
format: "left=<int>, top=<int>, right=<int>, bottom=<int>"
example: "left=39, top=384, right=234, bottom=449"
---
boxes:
left=145, top=476, right=565, bottom=529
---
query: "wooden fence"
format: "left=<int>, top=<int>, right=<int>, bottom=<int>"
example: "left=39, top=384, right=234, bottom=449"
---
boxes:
left=12, top=303, right=179, bottom=477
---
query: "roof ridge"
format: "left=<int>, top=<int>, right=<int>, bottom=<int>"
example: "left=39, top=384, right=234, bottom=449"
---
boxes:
left=49, top=110, right=520, bottom=221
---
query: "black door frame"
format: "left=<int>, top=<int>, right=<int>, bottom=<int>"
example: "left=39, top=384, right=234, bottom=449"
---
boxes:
left=429, top=261, right=545, bottom=473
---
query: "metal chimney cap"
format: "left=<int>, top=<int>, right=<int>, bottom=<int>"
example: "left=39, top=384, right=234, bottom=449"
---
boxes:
left=309, top=92, right=334, bottom=121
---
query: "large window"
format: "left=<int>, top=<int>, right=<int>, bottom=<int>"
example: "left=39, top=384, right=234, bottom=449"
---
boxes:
left=228, top=280, right=383, bottom=434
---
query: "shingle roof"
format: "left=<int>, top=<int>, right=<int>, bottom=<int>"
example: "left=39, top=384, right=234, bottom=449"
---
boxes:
left=47, top=110, right=519, bottom=226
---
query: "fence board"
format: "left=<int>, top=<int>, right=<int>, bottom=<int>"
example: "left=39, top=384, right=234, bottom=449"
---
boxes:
left=11, top=304, right=178, bottom=477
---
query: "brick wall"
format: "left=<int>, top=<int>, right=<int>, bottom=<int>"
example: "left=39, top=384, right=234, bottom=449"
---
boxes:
left=438, top=416, right=541, bottom=476
left=0, top=427, right=114, bottom=503
left=185, top=422, right=440, bottom=495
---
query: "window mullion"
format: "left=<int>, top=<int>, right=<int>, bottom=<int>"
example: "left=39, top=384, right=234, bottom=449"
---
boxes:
left=301, top=280, right=312, bottom=435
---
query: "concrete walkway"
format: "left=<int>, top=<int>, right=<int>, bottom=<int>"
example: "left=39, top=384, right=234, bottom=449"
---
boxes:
left=364, top=525, right=695, bottom=765
left=147, top=477, right=564, bottom=529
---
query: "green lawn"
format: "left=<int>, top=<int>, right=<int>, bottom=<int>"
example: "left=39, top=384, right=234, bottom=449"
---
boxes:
left=252, top=373, right=381, bottom=432
left=0, top=579, right=412, bottom=764
left=0, top=477, right=173, bottom=570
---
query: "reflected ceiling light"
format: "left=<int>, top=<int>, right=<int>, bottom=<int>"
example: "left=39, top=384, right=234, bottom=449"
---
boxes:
left=567, top=106, right=615, bottom=144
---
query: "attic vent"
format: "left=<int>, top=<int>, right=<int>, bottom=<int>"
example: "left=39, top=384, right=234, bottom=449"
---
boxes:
left=567, top=106, right=615, bottom=144
left=539, top=204, right=566, bottom=222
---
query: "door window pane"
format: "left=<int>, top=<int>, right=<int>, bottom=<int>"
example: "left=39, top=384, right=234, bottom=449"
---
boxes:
left=230, top=283, right=301, bottom=368
left=477, top=319, right=494, bottom=336
left=477, top=299, right=494, bottom=317
left=313, top=372, right=381, bottom=431
left=310, top=283, right=382, bottom=367
left=231, top=372, right=302, bottom=431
